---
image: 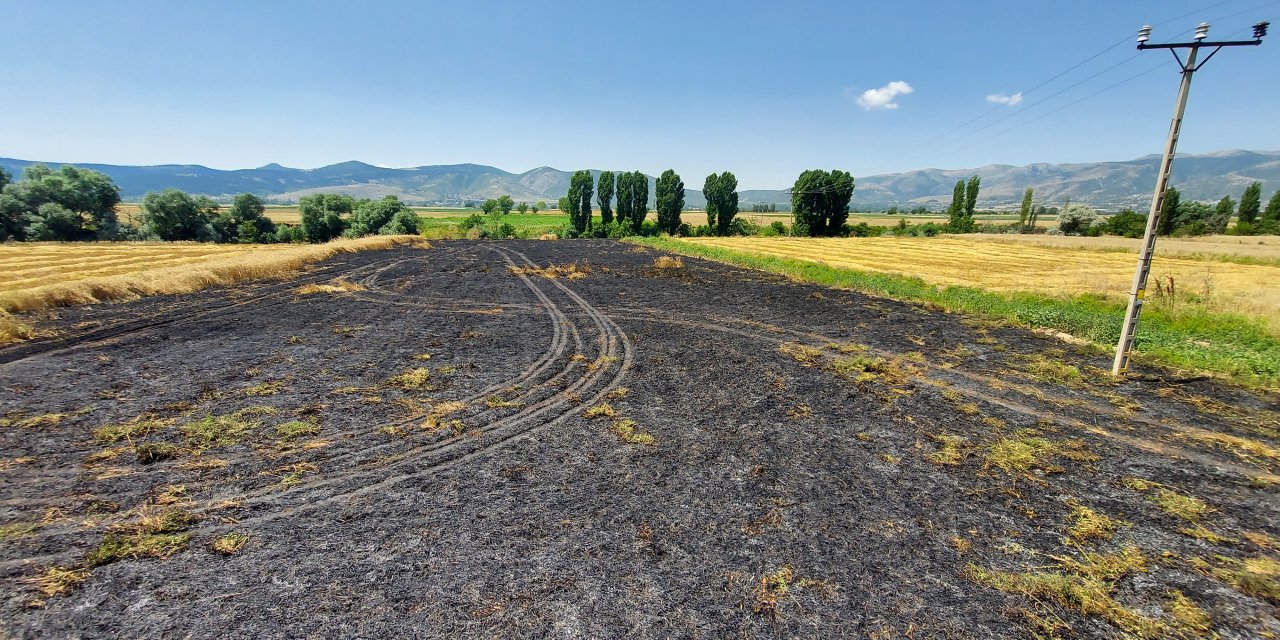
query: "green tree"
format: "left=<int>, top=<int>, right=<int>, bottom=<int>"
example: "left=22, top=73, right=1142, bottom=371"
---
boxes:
left=615, top=173, right=634, bottom=227
left=946, top=180, right=965, bottom=227
left=1237, top=182, right=1262, bottom=224
left=497, top=195, right=514, bottom=215
left=789, top=169, right=855, bottom=236
left=1263, top=189, right=1280, bottom=223
left=5, top=164, right=122, bottom=240
left=1057, top=203, right=1097, bottom=235
left=1018, top=187, right=1034, bottom=228
left=596, top=171, right=615, bottom=225
left=823, top=170, right=855, bottom=234
left=25, top=203, right=84, bottom=241
left=624, top=171, right=648, bottom=234
left=348, top=196, right=410, bottom=237
left=0, top=193, right=24, bottom=241
left=298, top=193, right=352, bottom=243
left=141, top=189, right=220, bottom=241
left=964, top=175, right=981, bottom=219
left=654, top=169, right=684, bottom=235
left=222, top=193, right=275, bottom=243
left=1158, top=187, right=1180, bottom=236
left=517, top=202, right=528, bottom=215
left=1210, top=195, right=1235, bottom=234
left=703, top=172, right=739, bottom=236
left=0, top=167, right=10, bottom=191
left=567, top=170, right=594, bottom=234
left=533, top=200, right=546, bottom=214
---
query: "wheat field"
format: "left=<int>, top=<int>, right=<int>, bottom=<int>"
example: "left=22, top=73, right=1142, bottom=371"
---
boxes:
left=685, top=236, right=1280, bottom=331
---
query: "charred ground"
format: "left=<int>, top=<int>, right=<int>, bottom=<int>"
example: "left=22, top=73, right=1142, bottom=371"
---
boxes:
left=1, top=240, right=1277, bottom=638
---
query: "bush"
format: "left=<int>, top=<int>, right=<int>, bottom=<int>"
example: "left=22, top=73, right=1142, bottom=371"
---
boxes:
left=728, top=218, right=759, bottom=236
left=379, top=209, right=421, bottom=235
left=458, top=213, right=486, bottom=233
left=770, top=220, right=787, bottom=235
left=1099, top=210, right=1146, bottom=238
left=1057, top=203, right=1097, bottom=235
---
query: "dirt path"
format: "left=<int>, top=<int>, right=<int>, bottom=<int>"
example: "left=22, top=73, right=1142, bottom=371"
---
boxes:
left=1, top=240, right=1277, bottom=638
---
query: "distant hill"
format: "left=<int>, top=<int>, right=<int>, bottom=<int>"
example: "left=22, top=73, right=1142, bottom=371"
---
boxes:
left=2, top=150, right=1276, bottom=210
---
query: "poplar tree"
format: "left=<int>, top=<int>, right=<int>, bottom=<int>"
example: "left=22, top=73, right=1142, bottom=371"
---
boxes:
left=654, top=169, right=684, bottom=235
left=596, top=171, right=615, bottom=225
left=1238, top=181, right=1261, bottom=224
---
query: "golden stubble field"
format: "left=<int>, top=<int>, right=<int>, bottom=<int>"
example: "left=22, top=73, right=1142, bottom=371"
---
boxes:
left=685, top=235, right=1280, bottom=331
left=0, top=237, right=424, bottom=342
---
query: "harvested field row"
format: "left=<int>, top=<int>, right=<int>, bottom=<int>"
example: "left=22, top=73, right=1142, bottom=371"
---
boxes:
left=0, top=236, right=426, bottom=344
left=684, top=236, right=1280, bottom=330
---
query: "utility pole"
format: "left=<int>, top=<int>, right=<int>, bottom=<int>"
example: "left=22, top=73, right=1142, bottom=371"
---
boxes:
left=1111, top=20, right=1269, bottom=377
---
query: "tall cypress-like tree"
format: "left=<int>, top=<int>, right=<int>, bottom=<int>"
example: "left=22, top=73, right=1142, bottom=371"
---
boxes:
left=655, top=169, right=685, bottom=235
left=567, top=170, right=594, bottom=234
left=703, top=172, right=740, bottom=236
left=946, top=180, right=964, bottom=222
left=1018, top=187, right=1034, bottom=228
left=964, top=175, right=981, bottom=219
left=1238, top=181, right=1262, bottom=224
left=624, top=171, right=647, bottom=233
left=615, top=172, right=633, bottom=227
left=1211, top=195, right=1235, bottom=234
left=1158, top=187, right=1181, bottom=236
left=1265, top=189, right=1280, bottom=223
left=596, top=171, right=615, bottom=225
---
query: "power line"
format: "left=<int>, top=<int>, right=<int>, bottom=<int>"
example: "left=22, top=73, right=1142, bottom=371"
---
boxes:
left=889, top=0, right=1254, bottom=165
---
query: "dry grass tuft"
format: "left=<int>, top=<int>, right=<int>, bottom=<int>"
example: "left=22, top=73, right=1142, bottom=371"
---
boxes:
left=508, top=262, right=591, bottom=279
left=295, top=279, right=365, bottom=295
left=583, top=403, right=616, bottom=419
left=1166, top=589, right=1212, bottom=635
left=1065, top=502, right=1125, bottom=543
left=652, top=255, right=684, bottom=269
left=28, top=566, right=89, bottom=597
left=778, top=342, right=823, bottom=366
left=927, top=432, right=970, bottom=465
left=967, top=546, right=1162, bottom=638
left=752, top=567, right=794, bottom=620
left=611, top=418, right=655, bottom=445
left=212, top=532, right=249, bottom=555
left=387, top=368, right=431, bottom=390
left=1213, top=555, right=1280, bottom=604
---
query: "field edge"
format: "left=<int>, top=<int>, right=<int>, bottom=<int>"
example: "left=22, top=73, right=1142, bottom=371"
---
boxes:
left=628, top=236, right=1280, bottom=391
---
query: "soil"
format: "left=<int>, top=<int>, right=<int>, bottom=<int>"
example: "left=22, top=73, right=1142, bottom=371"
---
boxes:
left=1, top=239, right=1277, bottom=639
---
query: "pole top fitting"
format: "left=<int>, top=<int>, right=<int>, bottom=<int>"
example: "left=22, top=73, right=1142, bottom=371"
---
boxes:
left=1194, top=22, right=1211, bottom=40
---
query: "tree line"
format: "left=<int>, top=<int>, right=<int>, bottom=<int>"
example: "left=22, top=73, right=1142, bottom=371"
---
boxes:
left=0, top=164, right=422, bottom=244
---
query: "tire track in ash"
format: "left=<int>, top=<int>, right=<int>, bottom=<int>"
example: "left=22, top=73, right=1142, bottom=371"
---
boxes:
left=0, top=252, right=407, bottom=366
left=603, top=306, right=1277, bottom=482
left=188, top=245, right=634, bottom=532
left=0, top=245, right=590, bottom=571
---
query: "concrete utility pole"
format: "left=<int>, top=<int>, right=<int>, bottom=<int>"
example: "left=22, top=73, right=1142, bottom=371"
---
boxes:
left=1111, top=20, right=1269, bottom=377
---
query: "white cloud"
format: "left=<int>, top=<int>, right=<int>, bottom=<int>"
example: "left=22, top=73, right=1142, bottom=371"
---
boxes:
left=855, top=81, right=914, bottom=110
left=986, top=92, right=1023, bottom=106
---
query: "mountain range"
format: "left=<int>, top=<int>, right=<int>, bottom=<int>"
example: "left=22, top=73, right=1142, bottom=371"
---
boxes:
left=2, top=150, right=1276, bottom=211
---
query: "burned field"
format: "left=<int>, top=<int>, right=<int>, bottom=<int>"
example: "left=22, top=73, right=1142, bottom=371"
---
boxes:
left=1, top=240, right=1277, bottom=638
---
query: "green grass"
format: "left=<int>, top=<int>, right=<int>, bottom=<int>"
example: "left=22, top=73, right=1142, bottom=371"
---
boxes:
left=419, top=213, right=569, bottom=238
left=629, top=237, right=1280, bottom=389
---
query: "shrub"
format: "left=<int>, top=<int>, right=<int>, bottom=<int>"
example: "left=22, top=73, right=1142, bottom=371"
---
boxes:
left=1058, top=203, right=1097, bottom=235
left=770, top=220, right=787, bottom=235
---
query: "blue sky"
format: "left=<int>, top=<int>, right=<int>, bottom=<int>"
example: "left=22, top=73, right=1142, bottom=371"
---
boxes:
left=2, top=0, right=1277, bottom=189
